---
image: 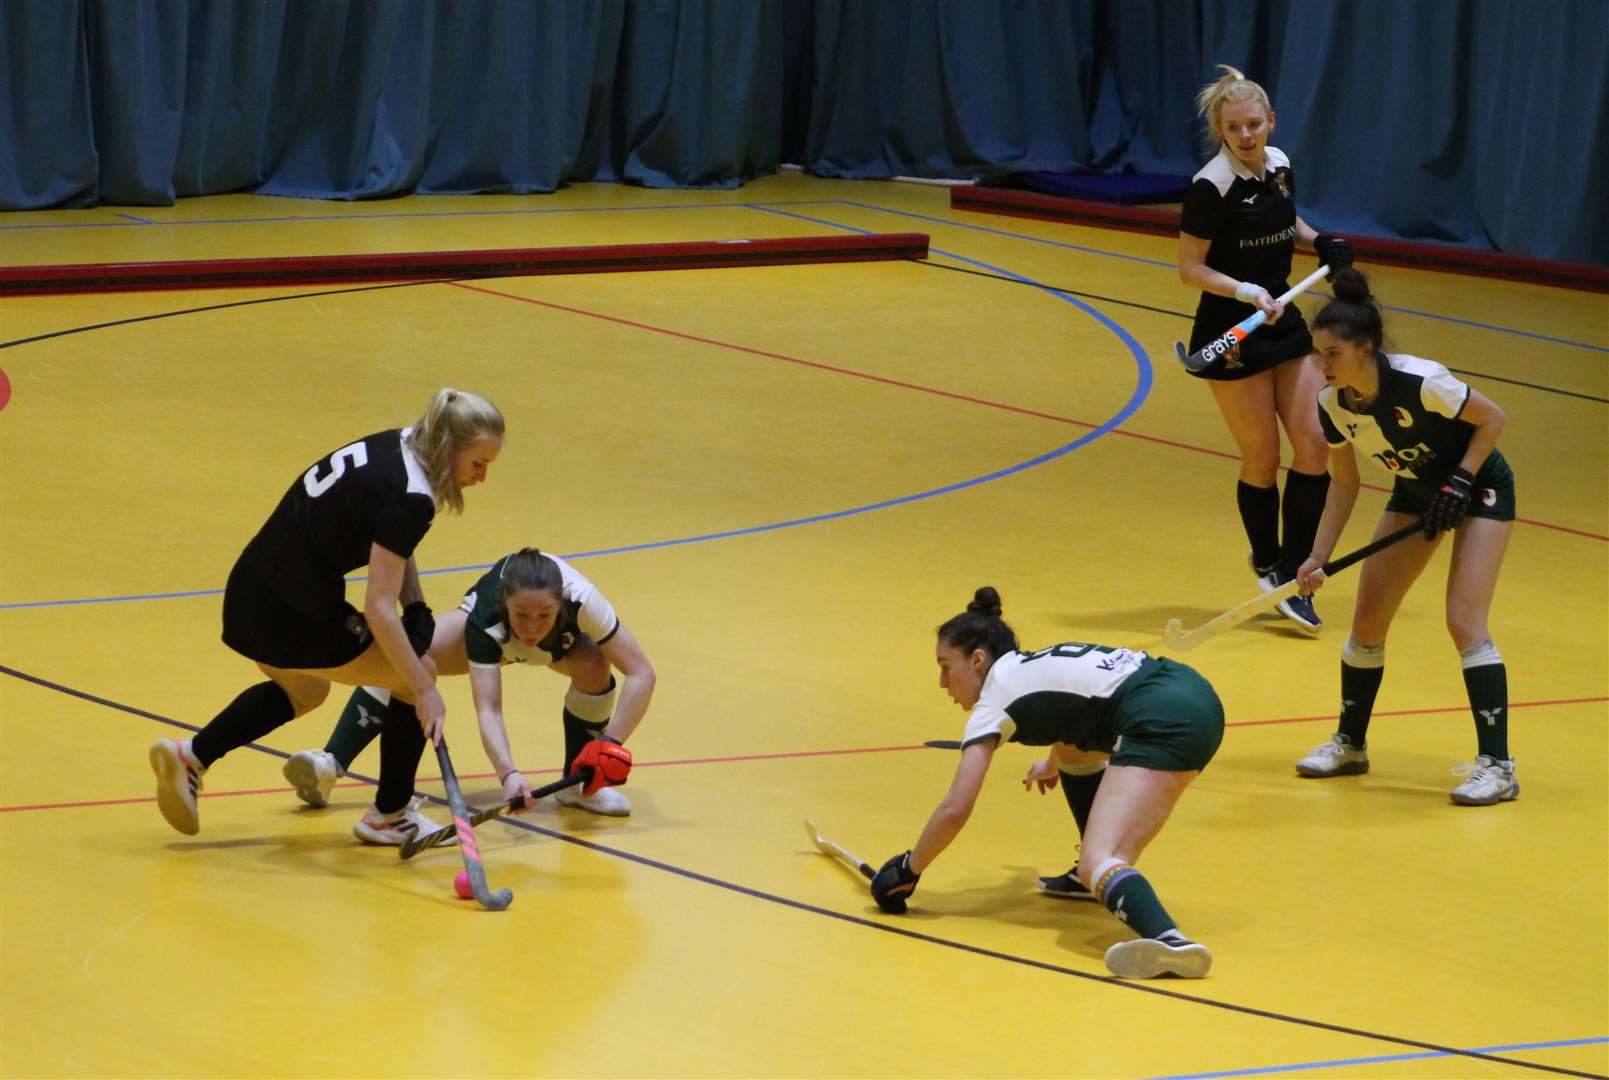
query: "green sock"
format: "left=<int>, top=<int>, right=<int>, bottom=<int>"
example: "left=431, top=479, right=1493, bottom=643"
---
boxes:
left=324, top=687, right=389, bottom=772
left=562, top=709, right=605, bottom=773
left=1460, top=641, right=1509, bottom=760
left=1093, top=861, right=1178, bottom=940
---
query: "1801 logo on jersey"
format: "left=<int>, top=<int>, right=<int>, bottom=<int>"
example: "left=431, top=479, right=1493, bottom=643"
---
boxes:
left=1371, top=441, right=1434, bottom=472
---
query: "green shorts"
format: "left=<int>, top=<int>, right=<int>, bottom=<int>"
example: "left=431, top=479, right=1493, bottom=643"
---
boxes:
left=1109, top=659, right=1225, bottom=773
left=1386, top=450, right=1516, bottom=521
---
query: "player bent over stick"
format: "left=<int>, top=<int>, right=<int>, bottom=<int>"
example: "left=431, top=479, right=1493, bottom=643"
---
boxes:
left=284, top=547, right=650, bottom=831
left=149, top=389, right=505, bottom=843
left=871, top=588, right=1224, bottom=980
left=1293, top=269, right=1519, bottom=806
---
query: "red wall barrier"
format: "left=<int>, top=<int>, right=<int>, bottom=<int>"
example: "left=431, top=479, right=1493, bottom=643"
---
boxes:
left=0, top=233, right=930, bottom=297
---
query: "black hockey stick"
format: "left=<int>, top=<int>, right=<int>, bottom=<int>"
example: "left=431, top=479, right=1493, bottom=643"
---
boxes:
left=434, top=737, right=513, bottom=911
left=400, top=772, right=588, bottom=860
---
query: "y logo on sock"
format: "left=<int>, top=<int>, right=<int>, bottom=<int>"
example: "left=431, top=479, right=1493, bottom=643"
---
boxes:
left=1478, top=707, right=1505, bottom=727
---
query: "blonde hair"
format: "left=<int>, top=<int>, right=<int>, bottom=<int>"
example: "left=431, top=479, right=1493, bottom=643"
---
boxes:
left=1195, top=65, right=1272, bottom=153
left=405, top=388, right=504, bottom=513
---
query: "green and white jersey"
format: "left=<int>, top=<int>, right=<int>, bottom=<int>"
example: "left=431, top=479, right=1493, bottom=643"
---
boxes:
left=1317, top=354, right=1473, bottom=485
left=960, top=643, right=1155, bottom=754
left=459, top=553, right=619, bottom=669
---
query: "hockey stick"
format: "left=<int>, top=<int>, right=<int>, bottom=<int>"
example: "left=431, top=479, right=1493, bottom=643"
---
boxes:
left=434, top=738, right=513, bottom=911
left=923, top=739, right=963, bottom=750
left=803, top=819, right=875, bottom=880
left=1162, top=519, right=1423, bottom=650
left=399, top=772, right=588, bottom=860
left=1174, top=264, right=1331, bottom=373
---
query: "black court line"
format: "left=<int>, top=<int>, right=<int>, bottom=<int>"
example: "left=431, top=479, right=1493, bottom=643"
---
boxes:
left=910, top=259, right=1609, bottom=405
left=3, top=662, right=1601, bottom=1080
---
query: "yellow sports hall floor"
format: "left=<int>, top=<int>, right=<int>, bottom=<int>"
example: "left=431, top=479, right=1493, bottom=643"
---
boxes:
left=1, top=173, right=1605, bottom=1079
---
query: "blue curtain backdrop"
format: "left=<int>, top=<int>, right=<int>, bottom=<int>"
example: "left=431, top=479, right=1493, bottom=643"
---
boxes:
left=3, top=0, right=1605, bottom=263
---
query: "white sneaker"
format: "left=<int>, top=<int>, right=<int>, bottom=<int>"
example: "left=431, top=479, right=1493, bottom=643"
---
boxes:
left=283, top=749, right=342, bottom=808
left=1104, top=937, right=1213, bottom=979
left=353, top=796, right=455, bottom=846
left=149, top=738, right=205, bottom=835
left=1296, top=733, right=1370, bottom=778
left=556, top=785, right=631, bottom=816
left=1450, top=756, right=1519, bottom=806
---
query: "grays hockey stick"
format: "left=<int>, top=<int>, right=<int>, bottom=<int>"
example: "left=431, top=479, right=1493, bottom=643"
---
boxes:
left=1163, top=519, right=1423, bottom=650
left=434, top=738, right=513, bottom=911
left=399, top=772, right=588, bottom=860
left=1174, top=264, right=1330, bottom=373
left=803, top=819, right=875, bottom=880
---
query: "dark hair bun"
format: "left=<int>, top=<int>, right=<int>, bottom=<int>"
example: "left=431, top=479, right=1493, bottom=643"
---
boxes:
left=1330, top=267, right=1373, bottom=305
left=967, top=586, right=1003, bottom=618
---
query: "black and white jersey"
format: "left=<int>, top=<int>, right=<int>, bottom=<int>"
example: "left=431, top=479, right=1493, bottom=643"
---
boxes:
left=1317, top=354, right=1475, bottom=484
left=961, top=643, right=1155, bottom=754
left=461, top=552, right=619, bottom=668
left=1180, top=144, right=1299, bottom=322
left=238, top=428, right=436, bottom=603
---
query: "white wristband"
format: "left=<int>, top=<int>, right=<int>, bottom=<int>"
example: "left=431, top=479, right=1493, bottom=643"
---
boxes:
left=1233, top=281, right=1263, bottom=304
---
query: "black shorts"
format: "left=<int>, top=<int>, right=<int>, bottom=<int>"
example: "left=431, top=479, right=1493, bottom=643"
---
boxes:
left=221, top=559, right=374, bottom=670
left=1187, top=296, right=1314, bottom=382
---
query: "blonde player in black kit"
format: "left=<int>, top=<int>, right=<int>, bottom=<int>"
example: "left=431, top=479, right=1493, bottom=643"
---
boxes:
left=148, top=388, right=505, bottom=841
left=1293, top=269, right=1518, bottom=805
left=1178, top=65, right=1355, bottom=635
left=870, top=588, right=1224, bottom=980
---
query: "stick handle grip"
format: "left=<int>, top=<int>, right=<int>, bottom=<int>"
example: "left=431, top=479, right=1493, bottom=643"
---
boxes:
left=1276, top=263, right=1331, bottom=306
left=1320, top=519, right=1423, bottom=576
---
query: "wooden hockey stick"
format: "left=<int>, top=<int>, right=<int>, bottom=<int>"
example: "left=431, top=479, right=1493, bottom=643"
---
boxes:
left=399, top=772, right=588, bottom=860
left=1174, top=264, right=1331, bottom=373
left=1162, top=519, right=1423, bottom=650
left=803, top=819, right=875, bottom=880
left=434, top=738, right=513, bottom=911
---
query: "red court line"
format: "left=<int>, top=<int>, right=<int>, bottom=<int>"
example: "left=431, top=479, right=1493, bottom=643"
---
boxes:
left=8, top=698, right=1604, bottom=815
left=448, top=280, right=1608, bottom=542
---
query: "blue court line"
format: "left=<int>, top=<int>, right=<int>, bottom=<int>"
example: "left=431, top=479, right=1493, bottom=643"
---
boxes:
left=6, top=190, right=1597, bottom=352
left=0, top=660, right=1599, bottom=1080
left=0, top=199, right=844, bottom=231
left=838, top=199, right=1609, bottom=355
left=1149, top=1036, right=1609, bottom=1079
left=0, top=215, right=1151, bottom=612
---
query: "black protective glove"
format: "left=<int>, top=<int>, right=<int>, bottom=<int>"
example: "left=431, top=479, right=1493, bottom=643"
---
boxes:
left=401, top=601, right=435, bottom=656
left=871, top=851, right=920, bottom=914
left=1314, top=234, right=1355, bottom=276
left=1424, top=468, right=1475, bottom=539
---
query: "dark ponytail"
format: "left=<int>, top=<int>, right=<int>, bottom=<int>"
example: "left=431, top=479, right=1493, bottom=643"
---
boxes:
left=497, top=547, right=563, bottom=614
left=937, top=586, right=1018, bottom=660
left=1311, top=267, right=1385, bottom=353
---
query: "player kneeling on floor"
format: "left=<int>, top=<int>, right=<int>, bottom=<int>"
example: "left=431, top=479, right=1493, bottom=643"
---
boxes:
left=871, top=587, right=1223, bottom=981
left=284, top=546, right=653, bottom=835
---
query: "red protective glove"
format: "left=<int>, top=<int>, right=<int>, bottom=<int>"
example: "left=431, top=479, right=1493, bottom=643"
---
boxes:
left=570, top=737, right=632, bottom=795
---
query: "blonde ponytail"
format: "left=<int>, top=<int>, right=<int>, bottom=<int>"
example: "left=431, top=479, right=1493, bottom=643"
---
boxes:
left=1195, top=64, right=1273, bottom=154
left=405, top=388, right=504, bottom=513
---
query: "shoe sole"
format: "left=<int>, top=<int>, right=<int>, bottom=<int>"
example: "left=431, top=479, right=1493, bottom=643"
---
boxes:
left=1296, top=760, right=1370, bottom=778
left=1451, top=780, right=1520, bottom=806
left=282, top=755, right=332, bottom=809
left=149, top=743, right=200, bottom=835
left=1104, top=939, right=1213, bottom=979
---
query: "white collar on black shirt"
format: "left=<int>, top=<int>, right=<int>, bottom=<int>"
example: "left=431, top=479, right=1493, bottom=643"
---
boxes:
left=398, top=427, right=438, bottom=504
left=1218, top=143, right=1282, bottom=183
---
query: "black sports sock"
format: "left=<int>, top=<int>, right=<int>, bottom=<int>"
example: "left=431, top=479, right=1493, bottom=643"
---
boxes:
left=1059, top=768, right=1104, bottom=836
left=191, top=682, right=295, bottom=767
left=1237, top=480, right=1280, bottom=574
left=1338, top=658, right=1385, bottom=749
left=562, top=709, right=605, bottom=773
left=375, top=699, right=426, bottom=815
left=1279, top=470, right=1331, bottom=579
left=1461, top=644, right=1509, bottom=760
